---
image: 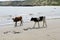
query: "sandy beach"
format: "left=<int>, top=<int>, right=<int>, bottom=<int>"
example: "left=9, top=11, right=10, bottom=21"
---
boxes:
left=0, top=18, right=60, bottom=40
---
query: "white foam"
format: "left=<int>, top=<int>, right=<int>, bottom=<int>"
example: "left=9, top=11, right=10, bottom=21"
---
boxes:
left=0, top=6, right=60, bottom=26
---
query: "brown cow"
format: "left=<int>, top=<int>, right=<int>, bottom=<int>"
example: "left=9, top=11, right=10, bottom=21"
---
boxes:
left=12, top=16, right=23, bottom=27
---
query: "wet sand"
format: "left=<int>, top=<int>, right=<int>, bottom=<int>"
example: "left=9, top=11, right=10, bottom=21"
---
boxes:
left=0, top=19, right=60, bottom=40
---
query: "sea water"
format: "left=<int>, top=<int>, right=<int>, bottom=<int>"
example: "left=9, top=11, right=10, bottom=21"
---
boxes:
left=0, top=6, right=60, bottom=26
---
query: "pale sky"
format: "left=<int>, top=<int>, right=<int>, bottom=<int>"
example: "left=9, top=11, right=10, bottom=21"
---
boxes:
left=0, top=0, right=25, bottom=1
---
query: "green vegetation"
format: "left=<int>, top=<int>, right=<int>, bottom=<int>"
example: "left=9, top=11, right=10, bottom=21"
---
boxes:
left=0, top=0, right=60, bottom=6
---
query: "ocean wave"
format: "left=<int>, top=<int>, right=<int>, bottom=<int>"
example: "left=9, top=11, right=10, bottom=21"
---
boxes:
left=0, top=6, right=60, bottom=26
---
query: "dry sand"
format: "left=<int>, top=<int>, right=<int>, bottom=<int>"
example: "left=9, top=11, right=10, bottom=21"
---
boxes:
left=0, top=19, right=60, bottom=40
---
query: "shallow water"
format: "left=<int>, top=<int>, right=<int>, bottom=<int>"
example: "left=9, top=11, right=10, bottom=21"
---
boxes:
left=0, top=6, right=60, bottom=26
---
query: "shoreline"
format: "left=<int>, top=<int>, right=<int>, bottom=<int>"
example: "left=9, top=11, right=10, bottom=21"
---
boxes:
left=0, top=18, right=60, bottom=26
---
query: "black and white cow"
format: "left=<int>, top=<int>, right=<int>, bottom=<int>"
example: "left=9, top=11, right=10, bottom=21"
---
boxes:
left=31, top=16, right=47, bottom=28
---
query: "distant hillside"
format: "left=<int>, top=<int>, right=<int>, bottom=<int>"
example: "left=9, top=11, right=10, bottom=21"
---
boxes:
left=0, top=0, right=60, bottom=6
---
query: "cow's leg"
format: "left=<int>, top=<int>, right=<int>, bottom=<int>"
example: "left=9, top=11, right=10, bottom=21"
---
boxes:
left=21, top=20, right=23, bottom=26
left=38, top=22, right=40, bottom=28
left=20, top=21, right=21, bottom=26
left=20, top=20, right=23, bottom=26
left=43, top=17, right=45, bottom=27
left=44, top=20, right=47, bottom=27
left=15, top=22, right=17, bottom=27
left=43, top=19, right=47, bottom=27
left=33, top=22, right=36, bottom=28
left=43, top=20, right=44, bottom=27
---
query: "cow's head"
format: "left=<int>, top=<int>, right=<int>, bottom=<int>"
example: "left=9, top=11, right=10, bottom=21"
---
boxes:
left=12, top=18, right=16, bottom=22
left=30, top=17, right=34, bottom=21
left=12, top=18, right=15, bottom=20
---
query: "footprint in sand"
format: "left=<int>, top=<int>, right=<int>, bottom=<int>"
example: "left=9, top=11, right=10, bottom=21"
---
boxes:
left=3, top=31, right=11, bottom=34
left=13, top=31, right=21, bottom=34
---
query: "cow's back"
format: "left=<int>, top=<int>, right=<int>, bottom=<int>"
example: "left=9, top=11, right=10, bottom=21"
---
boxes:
left=31, top=18, right=39, bottom=22
left=13, top=16, right=22, bottom=22
left=39, top=16, right=45, bottom=21
left=16, top=16, right=22, bottom=20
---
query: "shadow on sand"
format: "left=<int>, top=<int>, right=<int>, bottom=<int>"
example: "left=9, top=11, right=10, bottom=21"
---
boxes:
left=23, top=26, right=47, bottom=31
left=3, top=26, right=47, bottom=34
